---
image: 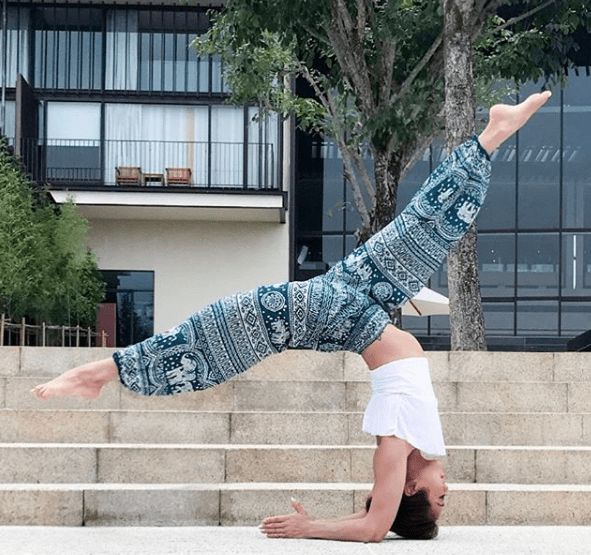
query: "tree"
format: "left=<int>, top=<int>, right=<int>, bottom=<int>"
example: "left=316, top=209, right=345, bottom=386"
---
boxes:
left=0, top=138, right=105, bottom=327
left=443, top=0, right=590, bottom=349
left=195, top=0, right=591, bottom=347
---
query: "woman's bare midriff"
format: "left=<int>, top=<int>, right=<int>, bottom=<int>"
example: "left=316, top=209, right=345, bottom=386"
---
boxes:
left=361, top=324, right=425, bottom=370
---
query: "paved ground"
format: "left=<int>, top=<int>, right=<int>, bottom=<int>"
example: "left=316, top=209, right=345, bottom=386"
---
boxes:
left=1, top=526, right=591, bottom=554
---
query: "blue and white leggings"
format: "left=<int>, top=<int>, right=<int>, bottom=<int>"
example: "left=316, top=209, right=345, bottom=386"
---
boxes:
left=113, top=136, right=492, bottom=396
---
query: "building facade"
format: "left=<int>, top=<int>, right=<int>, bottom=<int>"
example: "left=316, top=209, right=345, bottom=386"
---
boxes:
left=2, top=0, right=290, bottom=346
left=3, top=1, right=589, bottom=350
left=293, top=63, right=591, bottom=350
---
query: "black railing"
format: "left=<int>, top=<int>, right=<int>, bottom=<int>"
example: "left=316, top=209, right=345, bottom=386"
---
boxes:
left=9, top=137, right=277, bottom=190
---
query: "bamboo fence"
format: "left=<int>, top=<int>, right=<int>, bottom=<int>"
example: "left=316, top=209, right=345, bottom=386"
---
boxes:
left=0, top=314, right=108, bottom=347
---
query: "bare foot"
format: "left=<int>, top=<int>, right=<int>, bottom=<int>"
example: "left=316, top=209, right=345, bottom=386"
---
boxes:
left=479, top=91, right=552, bottom=155
left=30, top=358, right=118, bottom=401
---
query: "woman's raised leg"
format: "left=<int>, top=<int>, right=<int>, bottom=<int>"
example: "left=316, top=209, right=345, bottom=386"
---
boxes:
left=324, top=91, right=552, bottom=313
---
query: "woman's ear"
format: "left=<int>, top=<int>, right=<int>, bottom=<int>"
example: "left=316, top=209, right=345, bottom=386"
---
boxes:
left=404, top=479, right=418, bottom=496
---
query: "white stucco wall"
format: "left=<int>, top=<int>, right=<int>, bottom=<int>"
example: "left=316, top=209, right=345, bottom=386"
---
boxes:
left=87, top=218, right=289, bottom=332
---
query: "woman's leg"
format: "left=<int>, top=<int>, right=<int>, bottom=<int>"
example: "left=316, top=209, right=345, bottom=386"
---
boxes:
left=325, top=91, right=552, bottom=314
left=32, top=281, right=299, bottom=400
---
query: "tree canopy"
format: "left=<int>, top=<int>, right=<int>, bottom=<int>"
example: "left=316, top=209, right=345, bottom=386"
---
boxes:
left=0, top=138, right=105, bottom=327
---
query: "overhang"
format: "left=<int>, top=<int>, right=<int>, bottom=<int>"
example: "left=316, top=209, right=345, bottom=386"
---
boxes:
left=49, top=189, right=287, bottom=223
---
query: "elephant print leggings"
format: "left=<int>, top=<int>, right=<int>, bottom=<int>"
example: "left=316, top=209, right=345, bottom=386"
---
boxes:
left=113, top=135, right=492, bottom=396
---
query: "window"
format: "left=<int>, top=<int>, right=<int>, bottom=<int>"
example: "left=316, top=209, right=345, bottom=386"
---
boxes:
left=101, top=270, right=154, bottom=347
left=45, top=101, right=101, bottom=182
left=34, top=6, right=102, bottom=90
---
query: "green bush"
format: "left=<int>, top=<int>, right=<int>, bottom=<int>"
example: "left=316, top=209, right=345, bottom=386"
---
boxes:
left=0, top=137, right=105, bottom=327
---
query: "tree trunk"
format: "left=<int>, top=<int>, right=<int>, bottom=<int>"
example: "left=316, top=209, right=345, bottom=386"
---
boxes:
left=357, top=149, right=402, bottom=243
left=443, top=0, right=487, bottom=351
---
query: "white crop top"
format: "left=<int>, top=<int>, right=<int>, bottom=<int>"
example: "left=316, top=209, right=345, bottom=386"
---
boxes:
left=362, top=357, right=446, bottom=459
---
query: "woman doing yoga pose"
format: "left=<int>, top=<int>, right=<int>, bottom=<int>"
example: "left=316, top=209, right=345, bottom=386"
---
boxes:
left=31, top=90, right=552, bottom=542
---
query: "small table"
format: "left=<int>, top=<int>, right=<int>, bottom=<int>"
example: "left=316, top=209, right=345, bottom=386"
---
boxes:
left=143, top=172, right=165, bottom=187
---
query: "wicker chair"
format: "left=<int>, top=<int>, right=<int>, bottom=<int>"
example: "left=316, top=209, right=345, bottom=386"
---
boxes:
left=165, top=167, right=192, bottom=186
left=115, top=166, right=143, bottom=186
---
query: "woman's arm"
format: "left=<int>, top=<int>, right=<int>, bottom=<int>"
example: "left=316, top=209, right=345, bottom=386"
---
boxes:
left=260, top=437, right=409, bottom=542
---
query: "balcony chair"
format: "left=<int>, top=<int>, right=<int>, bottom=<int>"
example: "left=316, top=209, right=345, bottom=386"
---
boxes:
left=165, top=167, right=192, bottom=186
left=115, top=166, right=143, bottom=186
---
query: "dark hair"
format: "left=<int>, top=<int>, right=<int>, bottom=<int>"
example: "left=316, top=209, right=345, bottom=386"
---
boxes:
left=365, top=490, right=439, bottom=540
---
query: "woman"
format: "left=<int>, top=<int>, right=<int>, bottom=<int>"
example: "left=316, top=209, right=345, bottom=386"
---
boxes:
left=31, top=90, right=551, bottom=542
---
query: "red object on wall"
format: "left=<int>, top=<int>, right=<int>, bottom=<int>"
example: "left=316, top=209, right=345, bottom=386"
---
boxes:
left=96, top=303, right=117, bottom=347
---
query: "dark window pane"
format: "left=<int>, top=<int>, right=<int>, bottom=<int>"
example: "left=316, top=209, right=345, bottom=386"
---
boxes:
left=561, top=302, right=591, bottom=337
left=478, top=234, right=515, bottom=297
left=563, top=70, right=591, bottom=229
left=517, top=233, right=559, bottom=296
left=562, top=233, right=591, bottom=297
left=517, top=80, right=560, bottom=229
left=100, top=270, right=154, bottom=347
left=478, top=134, right=517, bottom=231
left=516, top=301, right=559, bottom=336
left=483, top=302, right=515, bottom=335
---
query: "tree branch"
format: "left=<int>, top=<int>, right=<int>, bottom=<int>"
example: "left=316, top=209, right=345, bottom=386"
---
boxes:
left=392, top=32, right=443, bottom=103
left=494, top=0, right=557, bottom=33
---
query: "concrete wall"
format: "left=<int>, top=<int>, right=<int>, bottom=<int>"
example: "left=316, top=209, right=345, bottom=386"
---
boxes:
left=86, top=218, right=289, bottom=332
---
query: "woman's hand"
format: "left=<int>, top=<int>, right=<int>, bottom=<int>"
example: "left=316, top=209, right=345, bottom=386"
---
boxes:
left=260, top=499, right=311, bottom=539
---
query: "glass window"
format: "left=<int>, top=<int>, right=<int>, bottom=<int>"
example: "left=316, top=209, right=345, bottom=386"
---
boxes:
left=247, top=107, right=280, bottom=190
left=517, top=80, right=560, bottom=229
left=34, top=6, right=102, bottom=90
left=563, top=69, right=591, bottom=229
left=478, top=233, right=515, bottom=297
left=6, top=6, right=31, bottom=86
left=561, top=233, right=591, bottom=297
left=210, top=106, right=244, bottom=187
left=483, top=302, right=515, bottom=335
left=46, top=102, right=101, bottom=182
left=295, top=236, right=342, bottom=274
left=561, top=301, right=591, bottom=337
left=2, top=100, right=16, bottom=139
left=477, top=133, right=517, bottom=231
left=516, top=300, right=558, bottom=336
left=101, top=270, right=154, bottom=347
left=517, top=233, right=559, bottom=296
left=104, top=103, right=209, bottom=186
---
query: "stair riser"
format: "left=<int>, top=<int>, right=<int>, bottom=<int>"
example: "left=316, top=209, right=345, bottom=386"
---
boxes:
left=1, top=410, right=590, bottom=446
left=3, top=348, right=590, bottom=385
left=8, top=378, right=591, bottom=413
left=1, top=446, right=591, bottom=485
left=1, top=487, right=590, bottom=526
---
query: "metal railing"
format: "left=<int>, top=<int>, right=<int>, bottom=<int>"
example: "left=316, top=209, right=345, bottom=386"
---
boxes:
left=9, top=137, right=278, bottom=190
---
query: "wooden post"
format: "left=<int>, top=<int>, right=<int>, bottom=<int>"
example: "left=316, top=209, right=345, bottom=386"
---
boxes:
left=0, top=313, right=4, bottom=347
left=20, top=317, right=26, bottom=346
left=101, top=330, right=106, bottom=348
left=76, top=325, right=80, bottom=347
left=87, top=327, right=91, bottom=347
left=42, top=322, right=46, bottom=347
left=61, top=326, right=65, bottom=347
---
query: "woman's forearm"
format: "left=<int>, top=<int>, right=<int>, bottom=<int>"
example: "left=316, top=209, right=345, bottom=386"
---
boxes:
left=304, top=516, right=381, bottom=543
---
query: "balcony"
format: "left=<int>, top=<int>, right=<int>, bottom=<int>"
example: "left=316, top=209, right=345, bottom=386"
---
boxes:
left=12, top=137, right=286, bottom=223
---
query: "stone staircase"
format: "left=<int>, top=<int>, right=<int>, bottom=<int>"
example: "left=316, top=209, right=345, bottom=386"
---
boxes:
left=0, top=347, right=590, bottom=526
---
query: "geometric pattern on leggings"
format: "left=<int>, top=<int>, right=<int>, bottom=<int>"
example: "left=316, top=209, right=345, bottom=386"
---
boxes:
left=113, top=135, right=492, bottom=396
left=324, top=135, right=491, bottom=314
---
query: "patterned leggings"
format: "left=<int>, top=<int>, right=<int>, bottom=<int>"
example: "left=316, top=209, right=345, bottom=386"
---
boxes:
left=113, top=136, right=491, bottom=396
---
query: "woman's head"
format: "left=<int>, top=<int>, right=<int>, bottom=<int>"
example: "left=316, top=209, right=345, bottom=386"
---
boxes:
left=365, top=453, right=447, bottom=539
left=365, top=489, right=439, bottom=540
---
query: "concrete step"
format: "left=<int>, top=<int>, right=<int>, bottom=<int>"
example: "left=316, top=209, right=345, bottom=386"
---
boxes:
left=1, top=482, right=590, bottom=526
left=7, top=377, right=591, bottom=413
left=1, top=444, right=590, bottom=485
left=1, top=408, right=589, bottom=446
left=3, top=347, right=590, bottom=384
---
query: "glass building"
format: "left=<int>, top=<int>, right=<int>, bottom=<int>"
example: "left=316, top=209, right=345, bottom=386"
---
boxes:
left=293, top=65, right=591, bottom=350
